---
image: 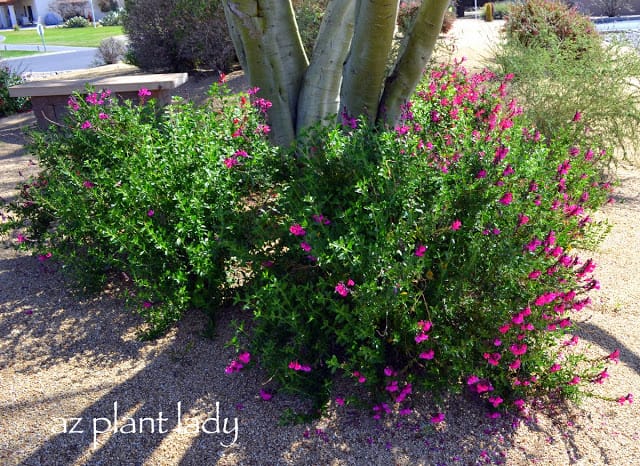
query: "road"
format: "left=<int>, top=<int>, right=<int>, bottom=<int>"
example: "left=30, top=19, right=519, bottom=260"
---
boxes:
left=0, top=44, right=99, bottom=76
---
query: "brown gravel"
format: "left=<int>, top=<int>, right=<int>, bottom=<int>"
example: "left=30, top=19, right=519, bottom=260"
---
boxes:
left=1, top=18, right=640, bottom=466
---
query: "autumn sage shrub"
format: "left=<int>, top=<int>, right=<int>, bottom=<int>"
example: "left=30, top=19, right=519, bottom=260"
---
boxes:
left=11, top=84, right=279, bottom=335
left=233, top=63, right=614, bottom=413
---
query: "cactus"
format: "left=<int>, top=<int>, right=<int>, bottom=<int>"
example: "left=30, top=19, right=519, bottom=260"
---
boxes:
left=485, top=2, right=494, bottom=21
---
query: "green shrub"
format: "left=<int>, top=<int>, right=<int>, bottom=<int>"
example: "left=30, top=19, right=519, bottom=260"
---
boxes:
left=496, top=0, right=640, bottom=161
left=63, top=15, right=90, bottom=28
left=9, top=64, right=614, bottom=414
left=99, top=9, right=124, bottom=26
left=504, top=0, right=600, bottom=50
left=0, top=66, right=31, bottom=117
left=12, top=85, right=278, bottom=335
left=491, top=0, right=512, bottom=19
left=232, top=63, right=612, bottom=410
left=123, top=0, right=236, bottom=72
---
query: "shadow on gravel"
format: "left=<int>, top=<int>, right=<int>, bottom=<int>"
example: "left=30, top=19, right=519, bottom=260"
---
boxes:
left=2, top=254, right=522, bottom=465
left=576, top=321, right=640, bottom=375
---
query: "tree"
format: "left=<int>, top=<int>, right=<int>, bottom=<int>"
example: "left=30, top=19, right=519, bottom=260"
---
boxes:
left=222, top=0, right=450, bottom=146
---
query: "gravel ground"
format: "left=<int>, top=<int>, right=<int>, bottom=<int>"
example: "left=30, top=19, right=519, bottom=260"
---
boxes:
left=1, top=18, right=640, bottom=466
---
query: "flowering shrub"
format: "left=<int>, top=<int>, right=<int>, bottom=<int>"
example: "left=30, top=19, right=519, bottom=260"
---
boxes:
left=9, top=63, right=615, bottom=414
left=237, top=62, right=613, bottom=412
left=11, top=84, right=278, bottom=335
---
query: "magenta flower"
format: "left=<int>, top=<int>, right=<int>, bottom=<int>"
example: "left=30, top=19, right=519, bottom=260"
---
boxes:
left=518, top=213, right=529, bottom=227
left=419, top=349, right=435, bottom=360
left=16, top=233, right=26, bottom=244
left=477, top=169, right=487, bottom=179
left=414, top=244, right=427, bottom=257
left=142, top=301, right=153, bottom=309
left=238, top=352, right=251, bottom=364
left=138, top=88, right=152, bottom=97
left=509, top=343, right=528, bottom=356
left=224, top=157, right=240, bottom=168
left=224, top=360, right=244, bottom=374
left=509, top=359, right=521, bottom=370
left=81, top=120, right=92, bottom=129
left=289, top=224, right=306, bottom=236
left=476, top=381, right=493, bottom=393
left=383, top=366, right=396, bottom=377
left=608, top=349, right=620, bottom=363
left=147, top=209, right=155, bottom=217
left=335, top=282, right=349, bottom=297
left=528, top=270, right=541, bottom=280
left=430, top=413, right=445, bottom=424
left=568, top=376, right=581, bottom=386
left=418, top=320, right=432, bottom=332
left=498, top=324, right=510, bottom=334
left=335, top=397, right=345, bottom=406
left=99, top=112, right=109, bottom=120
left=550, top=363, right=562, bottom=372
left=572, top=110, right=582, bottom=122
left=451, top=219, right=462, bottom=230
left=347, top=279, right=355, bottom=287
left=288, top=360, right=311, bottom=372
left=467, top=375, right=480, bottom=385
left=414, top=332, right=429, bottom=344
left=300, top=242, right=312, bottom=252
left=82, top=180, right=95, bottom=189
left=312, top=214, right=331, bottom=225
left=499, top=192, right=513, bottom=205
left=489, top=396, right=503, bottom=408
left=259, top=388, right=272, bottom=400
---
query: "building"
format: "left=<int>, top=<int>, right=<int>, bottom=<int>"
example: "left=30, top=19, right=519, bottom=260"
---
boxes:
left=0, top=0, right=122, bottom=29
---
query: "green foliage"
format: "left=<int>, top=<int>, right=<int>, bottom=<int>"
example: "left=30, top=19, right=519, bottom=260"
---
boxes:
left=11, top=85, right=278, bottom=335
left=123, top=0, right=235, bottom=72
left=496, top=0, right=640, bottom=162
left=8, top=63, right=613, bottom=414
left=236, top=64, right=611, bottom=410
left=99, top=9, right=124, bottom=26
left=490, top=1, right=512, bottom=19
left=63, top=16, right=90, bottom=28
left=504, top=0, right=600, bottom=50
left=0, top=66, right=31, bottom=117
left=292, top=0, right=327, bottom=57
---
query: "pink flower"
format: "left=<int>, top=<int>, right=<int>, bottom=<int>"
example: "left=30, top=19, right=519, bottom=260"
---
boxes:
left=414, top=332, right=429, bottom=344
left=16, top=233, right=26, bottom=244
left=224, top=157, right=240, bottom=168
left=147, top=209, right=155, bottom=217
left=509, top=359, right=521, bottom=370
left=300, top=242, right=312, bottom=252
left=476, top=381, right=493, bottom=393
left=608, top=349, right=620, bottom=363
left=82, top=180, right=95, bottom=189
left=312, top=214, right=331, bottom=225
left=494, top=338, right=502, bottom=346
left=489, top=396, right=503, bottom=408
left=568, top=375, right=581, bottom=385
left=477, top=169, right=487, bottom=179
left=99, top=112, right=109, bottom=120
left=430, top=413, right=445, bottom=424
left=528, top=270, right=541, bottom=280
left=498, top=324, right=511, bottom=334
left=467, top=375, right=480, bottom=385
left=289, top=224, right=306, bottom=236
left=572, top=110, right=582, bottom=122
left=414, top=244, right=428, bottom=257
left=451, top=219, right=462, bottom=230
left=335, top=397, right=345, bottom=406
left=224, top=360, right=243, bottom=373
left=142, top=301, right=153, bottom=309
left=347, top=279, right=355, bottom=287
left=288, top=360, right=311, bottom=372
left=138, top=88, right=152, bottom=97
left=81, top=120, right=92, bottom=129
left=259, top=389, right=272, bottom=400
left=618, top=393, right=634, bottom=405
left=335, top=282, right=349, bottom=297
left=550, top=363, right=562, bottom=372
left=419, top=349, right=435, bottom=360
left=238, top=352, right=251, bottom=364
left=510, top=343, right=528, bottom=356
left=499, top=192, right=513, bottom=205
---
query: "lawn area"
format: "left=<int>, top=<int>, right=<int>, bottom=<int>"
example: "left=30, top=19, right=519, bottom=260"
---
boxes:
left=0, top=50, right=40, bottom=58
left=0, top=26, right=124, bottom=47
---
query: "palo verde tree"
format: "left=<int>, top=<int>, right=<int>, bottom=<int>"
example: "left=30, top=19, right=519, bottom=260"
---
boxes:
left=222, top=0, right=451, bottom=146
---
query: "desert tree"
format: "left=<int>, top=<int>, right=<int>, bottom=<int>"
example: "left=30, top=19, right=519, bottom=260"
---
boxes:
left=222, top=0, right=450, bottom=146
